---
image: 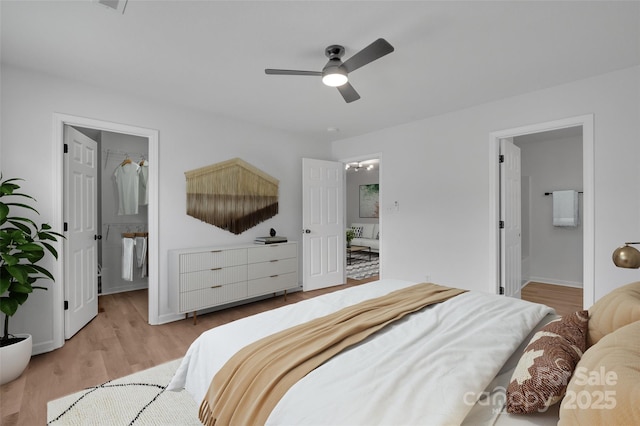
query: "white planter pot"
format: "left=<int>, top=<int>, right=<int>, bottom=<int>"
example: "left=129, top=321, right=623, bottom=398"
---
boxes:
left=0, top=334, right=32, bottom=385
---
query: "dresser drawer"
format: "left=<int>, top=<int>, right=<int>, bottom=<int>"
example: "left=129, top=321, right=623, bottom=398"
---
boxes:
left=247, top=257, right=297, bottom=280
left=248, top=272, right=298, bottom=297
left=180, top=265, right=247, bottom=292
left=179, top=281, right=248, bottom=313
left=247, top=243, right=297, bottom=263
left=178, top=248, right=247, bottom=272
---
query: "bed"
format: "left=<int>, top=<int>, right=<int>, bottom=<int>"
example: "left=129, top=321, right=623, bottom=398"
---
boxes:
left=167, top=279, right=640, bottom=425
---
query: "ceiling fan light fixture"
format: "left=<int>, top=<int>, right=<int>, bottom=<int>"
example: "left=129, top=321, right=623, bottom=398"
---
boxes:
left=322, top=67, right=348, bottom=87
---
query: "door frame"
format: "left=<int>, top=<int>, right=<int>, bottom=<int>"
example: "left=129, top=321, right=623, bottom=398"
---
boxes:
left=52, top=113, right=159, bottom=349
left=488, top=114, right=594, bottom=308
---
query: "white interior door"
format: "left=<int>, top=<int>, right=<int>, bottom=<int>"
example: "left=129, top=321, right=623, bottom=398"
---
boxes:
left=302, top=158, right=345, bottom=291
left=64, top=126, right=98, bottom=339
left=500, top=138, right=522, bottom=298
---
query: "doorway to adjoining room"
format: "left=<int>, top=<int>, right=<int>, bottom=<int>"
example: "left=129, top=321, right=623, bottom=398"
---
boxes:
left=345, top=158, right=380, bottom=281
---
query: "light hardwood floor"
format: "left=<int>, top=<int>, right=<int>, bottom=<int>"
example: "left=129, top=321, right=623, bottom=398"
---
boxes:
left=521, top=281, right=583, bottom=316
left=1, top=279, right=581, bottom=425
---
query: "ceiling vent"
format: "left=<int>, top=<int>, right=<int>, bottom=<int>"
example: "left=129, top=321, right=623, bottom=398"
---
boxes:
left=94, top=0, right=128, bottom=14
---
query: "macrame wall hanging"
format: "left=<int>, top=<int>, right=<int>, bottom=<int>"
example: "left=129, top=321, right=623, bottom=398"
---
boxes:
left=184, top=158, right=279, bottom=234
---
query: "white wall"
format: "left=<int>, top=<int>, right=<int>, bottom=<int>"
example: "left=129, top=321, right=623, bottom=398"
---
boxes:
left=0, top=65, right=329, bottom=353
left=332, top=66, right=640, bottom=301
left=346, top=168, right=379, bottom=226
left=516, top=132, right=583, bottom=288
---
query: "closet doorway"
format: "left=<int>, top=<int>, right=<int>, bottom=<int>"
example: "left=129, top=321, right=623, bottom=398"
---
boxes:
left=53, top=114, right=159, bottom=349
left=71, top=126, right=150, bottom=292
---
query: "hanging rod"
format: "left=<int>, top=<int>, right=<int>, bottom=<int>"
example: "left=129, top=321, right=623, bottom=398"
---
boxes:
left=102, top=149, right=145, bottom=158
left=544, top=191, right=583, bottom=196
left=103, top=222, right=147, bottom=241
left=103, top=222, right=147, bottom=227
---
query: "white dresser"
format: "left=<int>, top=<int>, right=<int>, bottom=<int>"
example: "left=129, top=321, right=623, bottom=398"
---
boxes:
left=169, top=242, right=298, bottom=323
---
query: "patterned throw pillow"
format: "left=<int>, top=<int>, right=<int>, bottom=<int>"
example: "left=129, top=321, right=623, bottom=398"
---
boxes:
left=506, top=310, right=589, bottom=414
left=351, top=226, right=363, bottom=238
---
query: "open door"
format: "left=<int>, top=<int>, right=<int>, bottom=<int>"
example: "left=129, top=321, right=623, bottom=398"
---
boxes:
left=302, top=158, right=345, bottom=291
left=500, top=138, right=522, bottom=298
left=64, top=126, right=98, bottom=339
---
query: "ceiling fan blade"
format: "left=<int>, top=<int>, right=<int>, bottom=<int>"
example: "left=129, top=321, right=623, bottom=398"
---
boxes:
left=265, top=69, right=322, bottom=76
left=342, top=38, right=394, bottom=74
left=337, top=82, right=361, bottom=103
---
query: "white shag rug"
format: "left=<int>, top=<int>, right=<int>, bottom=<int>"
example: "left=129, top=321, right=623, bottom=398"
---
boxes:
left=346, top=253, right=379, bottom=280
left=47, top=358, right=200, bottom=425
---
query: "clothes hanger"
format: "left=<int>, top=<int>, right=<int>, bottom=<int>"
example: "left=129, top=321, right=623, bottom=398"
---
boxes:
left=139, top=155, right=146, bottom=166
left=121, top=154, right=132, bottom=166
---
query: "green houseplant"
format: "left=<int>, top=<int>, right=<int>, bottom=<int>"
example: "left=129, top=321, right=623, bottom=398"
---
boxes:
left=346, top=229, right=355, bottom=247
left=0, top=176, right=63, bottom=383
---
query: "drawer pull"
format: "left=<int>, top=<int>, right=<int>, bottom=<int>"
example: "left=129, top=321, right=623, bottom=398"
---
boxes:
left=270, top=275, right=279, bottom=278
left=211, top=285, right=222, bottom=289
left=270, top=259, right=279, bottom=263
left=211, top=250, right=222, bottom=253
left=211, top=267, right=222, bottom=271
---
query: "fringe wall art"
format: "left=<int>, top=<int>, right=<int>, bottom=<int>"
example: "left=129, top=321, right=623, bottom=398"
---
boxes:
left=184, top=158, right=279, bottom=234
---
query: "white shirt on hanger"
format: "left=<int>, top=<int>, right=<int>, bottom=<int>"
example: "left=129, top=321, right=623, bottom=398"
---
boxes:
left=114, top=161, right=140, bottom=215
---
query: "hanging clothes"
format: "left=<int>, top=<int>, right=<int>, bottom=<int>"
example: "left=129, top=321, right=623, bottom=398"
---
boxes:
left=135, top=233, right=148, bottom=278
left=121, top=233, right=136, bottom=281
left=114, top=160, right=140, bottom=215
left=138, top=160, right=149, bottom=206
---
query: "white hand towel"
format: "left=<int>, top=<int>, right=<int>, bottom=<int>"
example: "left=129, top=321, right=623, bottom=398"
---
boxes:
left=553, top=190, right=579, bottom=227
left=122, top=236, right=135, bottom=281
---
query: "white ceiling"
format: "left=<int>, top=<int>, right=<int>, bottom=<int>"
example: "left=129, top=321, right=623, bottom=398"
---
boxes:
left=2, top=1, right=639, bottom=143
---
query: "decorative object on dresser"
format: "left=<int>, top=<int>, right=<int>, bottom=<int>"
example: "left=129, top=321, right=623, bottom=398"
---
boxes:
left=254, top=236, right=287, bottom=245
left=169, top=242, right=298, bottom=324
left=184, top=158, right=279, bottom=235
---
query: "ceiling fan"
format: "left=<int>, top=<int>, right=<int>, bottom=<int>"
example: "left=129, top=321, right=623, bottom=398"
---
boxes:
left=265, top=38, right=394, bottom=103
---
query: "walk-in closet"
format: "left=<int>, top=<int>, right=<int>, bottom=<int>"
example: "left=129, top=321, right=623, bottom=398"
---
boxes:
left=70, top=126, right=149, bottom=296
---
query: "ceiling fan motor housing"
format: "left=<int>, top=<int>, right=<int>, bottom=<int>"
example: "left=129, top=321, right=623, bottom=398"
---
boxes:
left=325, top=45, right=345, bottom=59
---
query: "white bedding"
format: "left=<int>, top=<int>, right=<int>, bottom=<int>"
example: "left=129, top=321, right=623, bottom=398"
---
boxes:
left=168, top=279, right=554, bottom=425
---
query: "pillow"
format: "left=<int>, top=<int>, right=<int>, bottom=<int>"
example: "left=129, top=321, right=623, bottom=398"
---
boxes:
left=587, top=281, right=640, bottom=347
left=506, top=310, right=589, bottom=414
left=359, top=223, right=375, bottom=239
left=350, top=226, right=363, bottom=238
left=558, top=320, right=640, bottom=426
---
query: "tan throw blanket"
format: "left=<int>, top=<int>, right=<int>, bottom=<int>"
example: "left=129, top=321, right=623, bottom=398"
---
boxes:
left=199, top=282, right=467, bottom=426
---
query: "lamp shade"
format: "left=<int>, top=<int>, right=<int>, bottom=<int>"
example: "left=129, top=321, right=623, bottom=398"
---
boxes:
left=612, top=243, right=640, bottom=269
left=321, top=61, right=348, bottom=87
left=322, top=69, right=348, bottom=87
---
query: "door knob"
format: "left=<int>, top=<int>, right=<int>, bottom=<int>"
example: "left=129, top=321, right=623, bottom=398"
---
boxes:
left=94, top=235, right=102, bottom=240
left=303, top=229, right=311, bottom=234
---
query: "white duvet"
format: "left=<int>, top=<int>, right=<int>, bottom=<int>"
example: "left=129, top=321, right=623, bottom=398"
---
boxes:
left=168, top=279, right=553, bottom=425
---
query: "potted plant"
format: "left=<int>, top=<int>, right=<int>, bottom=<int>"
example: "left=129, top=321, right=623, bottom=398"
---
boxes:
left=346, top=229, right=355, bottom=247
left=0, top=176, right=63, bottom=384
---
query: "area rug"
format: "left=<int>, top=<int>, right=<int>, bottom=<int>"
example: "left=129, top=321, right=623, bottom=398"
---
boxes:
left=346, top=254, right=379, bottom=280
left=47, top=358, right=200, bottom=425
